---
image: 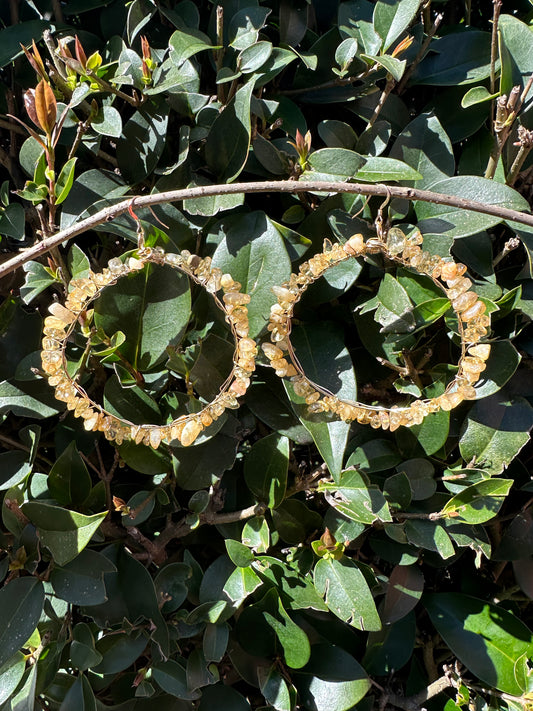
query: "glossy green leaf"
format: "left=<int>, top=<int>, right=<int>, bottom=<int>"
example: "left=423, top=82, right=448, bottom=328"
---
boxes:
left=48, top=441, right=91, bottom=507
left=314, top=555, right=381, bottom=631
left=198, top=684, right=251, bottom=711
left=416, top=176, right=529, bottom=238
left=258, top=664, right=292, bottom=711
left=382, top=564, right=424, bottom=624
left=94, top=261, right=191, bottom=371
left=154, top=562, right=190, bottom=614
left=244, top=433, right=289, bottom=508
left=212, top=211, right=291, bottom=337
left=319, top=469, right=392, bottom=525
left=285, top=322, right=356, bottom=478
left=0, top=578, right=44, bottom=668
left=205, top=81, right=254, bottom=182
left=498, top=14, right=533, bottom=97
left=294, top=643, right=371, bottom=711
left=459, top=394, right=533, bottom=475
left=94, top=632, right=148, bottom=675
left=116, top=98, right=169, bottom=183
left=308, top=148, right=366, bottom=178
left=355, top=156, right=422, bottom=182
left=59, top=672, right=96, bottom=711
left=203, top=623, right=229, bottom=663
left=412, top=31, right=492, bottom=86
left=263, top=591, right=311, bottom=668
left=152, top=660, right=200, bottom=700
left=390, top=112, right=454, bottom=188
left=425, top=593, right=533, bottom=696
left=441, top=479, right=513, bottom=524
left=253, top=556, right=328, bottom=612
left=20, top=261, right=56, bottom=305
left=169, top=27, right=213, bottom=66
left=229, top=7, right=271, bottom=49
left=70, top=623, right=103, bottom=671
left=51, top=549, right=117, bottom=606
left=0, top=652, right=25, bottom=705
left=373, top=0, right=420, bottom=52
left=225, top=539, right=255, bottom=568
left=21, top=503, right=107, bottom=566
left=92, top=106, right=123, bottom=138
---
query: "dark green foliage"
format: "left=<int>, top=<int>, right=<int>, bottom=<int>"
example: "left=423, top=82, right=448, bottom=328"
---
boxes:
left=1, top=1, right=533, bottom=710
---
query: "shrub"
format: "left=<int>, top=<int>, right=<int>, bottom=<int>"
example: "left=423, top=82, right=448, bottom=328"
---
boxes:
left=1, top=1, right=533, bottom=709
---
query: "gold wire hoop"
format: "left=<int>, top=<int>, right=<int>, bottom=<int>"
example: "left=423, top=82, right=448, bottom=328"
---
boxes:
left=262, top=230, right=491, bottom=432
left=41, top=246, right=257, bottom=449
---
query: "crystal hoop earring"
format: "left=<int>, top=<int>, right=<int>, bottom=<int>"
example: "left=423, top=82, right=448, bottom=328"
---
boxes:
left=41, top=241, right=257, bottom=449
left=262, top=228, right=491, bottom=432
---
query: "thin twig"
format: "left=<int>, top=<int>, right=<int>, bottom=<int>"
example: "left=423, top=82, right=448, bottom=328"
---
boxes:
left=1, top=179, right=533, bottom=279
left=386, top=675, right=453, bottom=711
left=490, top=0, right=502, bottom=97
left=397, top=13, right=444, bottom=95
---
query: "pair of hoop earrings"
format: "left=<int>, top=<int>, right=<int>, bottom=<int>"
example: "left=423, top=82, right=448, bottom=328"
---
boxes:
left=41, top=227, right=491, bottom=448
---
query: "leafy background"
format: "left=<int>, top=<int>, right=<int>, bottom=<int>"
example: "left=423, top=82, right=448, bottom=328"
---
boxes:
left=1, top=0, right=533, bottom=709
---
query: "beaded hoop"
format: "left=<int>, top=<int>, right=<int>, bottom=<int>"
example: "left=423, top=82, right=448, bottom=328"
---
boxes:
left=262, top=229, right=491, bottom=432
left=41, top=246, right=257, bottom=448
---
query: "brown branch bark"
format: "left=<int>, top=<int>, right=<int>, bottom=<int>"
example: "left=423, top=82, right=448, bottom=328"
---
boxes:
left=1, top=180, right=533, bottom=279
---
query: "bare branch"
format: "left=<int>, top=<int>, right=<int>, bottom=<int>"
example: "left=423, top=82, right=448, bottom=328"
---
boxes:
left=1, top=180, right=533, bottom=279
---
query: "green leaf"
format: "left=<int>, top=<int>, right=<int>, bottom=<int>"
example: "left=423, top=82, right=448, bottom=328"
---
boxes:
left=154, top=562, right=190, bottom=614
left=382, top=564, right=424, bottom=624
left=20, top=262, right=56, bottom=304
left=416, top=176, right=530, bottom=238
left=373, top=0, right=420, bottom=52
left=9, top=663, right=37, bottom=711
left=318, top=120, right=357, bottom=149
left=0, top=652, right=25, bottom=706
left=169, top=26, right=214, bottom=65
left=498, top=15, right=533, bottom=97
left=320, top=469, right=392, bottom=524
left=94, top=261, right=191, bottom=371
left=68, top=244, right=91, bottom=280
left=258, top=665, right=292, bottom=711
left=472, top=340, right=520, bottom=400
left=425, top=593, right=533, bottom=696
left=198, top=684, right=251, bottom=711
left=225, top=540, right=255, bottom=568
left=212, top=211, right=291, bottom=338
left=263, top=592, right=311, bottom=669
left=51, top=549, right=117, bottom=606
left=229, top=7, right=271, bottom=50
left=203, top=623, right=229, bottom=663
left=21, top=502, right=107, bottom=566
left=0, top=578, right=44, bottom=668
left=314, top=556, right=381, bottom=631
left=308, top=148, right=366, bottom=178
left=459, top=394, right=533, bottom=475
left=55, top=158, right=77, bottom=205
left=405, top=520, right=455, bottom=558
left=412, top=30, right=492, bottom=86
left=461, top=86, right=498, bottom=108
left=244, top=433, right=289, bottom=508
left=152, top=660, right=200, bottom=700
left=59, top=672, right=97, bottom=710
left=284, top=322, right=356, bottom=479
left=92, top=106, right=123, bottom=138
left=0, top=203, right=25, bottom=240
left=0, top=20, right=52, bottom=68
left=355, top=156, right=422, bottom=182
left=48, top=441, right=92, bottom=507
left=441, top=479, right=513, bottom=524
left=390, top=112, right=454, bottom=188
left=93, top=632, right=148, bottom=675
left=294, top=643, right=371, bottom=711
left=205, top=81, right=254, bottom=182
left=362, top=53, right=406, bottom=82
left=239, top=41, right=273, bottom=73
left=253, top=556, right=328, bottom=611
left=0, top=380, right=62, bottom=419
left=70, top=624, right=102, bottom=672
left=116, top=98, right=169, bottom=184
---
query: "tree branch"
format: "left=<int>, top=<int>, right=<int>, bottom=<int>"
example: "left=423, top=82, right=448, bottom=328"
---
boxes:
left=1, top=179, right=533, bottom=279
